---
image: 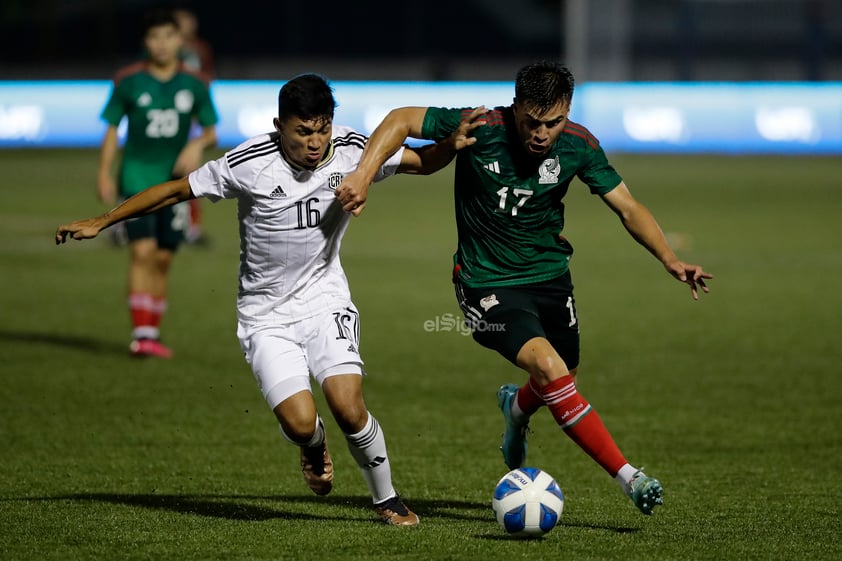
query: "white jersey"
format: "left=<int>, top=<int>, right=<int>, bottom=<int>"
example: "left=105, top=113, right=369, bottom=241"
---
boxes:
left=188, top=125, right=404, bottom=325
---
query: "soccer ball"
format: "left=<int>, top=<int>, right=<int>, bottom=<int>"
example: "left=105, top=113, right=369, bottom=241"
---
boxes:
left=492, top=467, right=564, bottom=537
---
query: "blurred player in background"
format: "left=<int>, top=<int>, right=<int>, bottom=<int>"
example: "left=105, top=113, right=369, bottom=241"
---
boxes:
left=336, top=60, right=713, bottom=516
left=174, top=8, right=215, bottom=78
left=97, top=7, right=218, bottom=358
left=57, top=73, right=479, bottom=525
left=174, top=7, right=216, bottom=245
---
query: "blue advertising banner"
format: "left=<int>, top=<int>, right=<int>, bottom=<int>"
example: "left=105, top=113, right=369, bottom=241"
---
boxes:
left=1, top=80, right=840, bottom=154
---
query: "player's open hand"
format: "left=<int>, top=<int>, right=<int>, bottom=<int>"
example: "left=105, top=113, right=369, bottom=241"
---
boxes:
left=666, top=260, right=713, bottom=300
left=450, top=106, right=488, bottom=150
left=55, top=218, right=104, bottom=245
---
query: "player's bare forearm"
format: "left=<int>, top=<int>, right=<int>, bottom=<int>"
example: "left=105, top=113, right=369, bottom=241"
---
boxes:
left=622, top=204, right=676, bottom=265
left=56, top=178, right=193, bottom=244
left=402, top=106, right=487, bottom=175
left=174, top=126, right=217, bottom=177
left=623, top=211, right=713, bottom=299
left=97, top=126, right=119, bottom=175
left=358, top=107, right=428, bottom=182
left=334, top=107, right=427, bottom=215
left=198, top=125, right=218, bottom=150
left=96, top=127, right=119, bottom=204
left=627, top=209, right=714, bottom=299
left=602, top=182, right=712, bottom=299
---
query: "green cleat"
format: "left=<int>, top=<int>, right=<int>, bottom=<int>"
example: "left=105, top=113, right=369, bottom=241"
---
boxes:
left=626, top=470, right=664, bottom=515
left=497, top=383, right=529, bottom=470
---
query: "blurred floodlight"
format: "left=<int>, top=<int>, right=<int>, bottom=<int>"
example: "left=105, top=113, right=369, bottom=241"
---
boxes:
left=755, top=107, right=818, bottom=143
left=364, top=106, right=391, bottom=135
left=0, top=104, right=45, bottom=141
left=237, top=105, right=276, bottom=138
left=622, top=106, right=684, bottom=142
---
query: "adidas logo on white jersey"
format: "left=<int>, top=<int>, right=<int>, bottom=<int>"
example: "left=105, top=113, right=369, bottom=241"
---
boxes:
left=270, top=185, right=287, bottom=198
left=483, top=161, right=501, bottom=174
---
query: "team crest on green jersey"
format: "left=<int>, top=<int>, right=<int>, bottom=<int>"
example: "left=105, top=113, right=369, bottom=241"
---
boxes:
left=174, top=90, right=195, bottom=113
left=538, top=156, right=561, bottom=184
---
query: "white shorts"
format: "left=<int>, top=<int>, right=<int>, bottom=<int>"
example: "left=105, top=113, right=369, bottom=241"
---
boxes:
left=237, top=304, right=364, bottom=409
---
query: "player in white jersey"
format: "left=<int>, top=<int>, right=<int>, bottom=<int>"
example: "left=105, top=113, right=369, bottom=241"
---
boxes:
left=55, top=74, right=483, bottom=526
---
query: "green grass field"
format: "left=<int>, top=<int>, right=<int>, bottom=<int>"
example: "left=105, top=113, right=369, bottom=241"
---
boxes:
left=1, top=149, right=841, bottom=560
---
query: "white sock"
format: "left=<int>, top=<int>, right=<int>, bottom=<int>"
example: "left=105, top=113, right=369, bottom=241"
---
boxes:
left=613, top=463, right=639, bottom=492
left=278, top=415, right=325, bottom=447
left=344, top=413, right=396, bottom=504
left=510, top=396, right=528, bottom=426
left=303, top=416, right=326, bottom=447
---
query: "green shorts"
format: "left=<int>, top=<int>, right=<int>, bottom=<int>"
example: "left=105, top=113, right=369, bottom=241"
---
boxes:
left=454, top=272, right=580, bottom=368
left=123, top=200, right=190, bottom=250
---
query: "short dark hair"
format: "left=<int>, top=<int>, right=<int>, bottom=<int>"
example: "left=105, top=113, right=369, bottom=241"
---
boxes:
left=278, top=74, right=337, bottom=124
left=514, top=61, right=575, bottom=115
left=141, top=7, right=179, bottom=36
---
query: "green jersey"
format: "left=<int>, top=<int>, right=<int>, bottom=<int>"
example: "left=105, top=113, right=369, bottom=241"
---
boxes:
left=421, top=106, right=622, bottom=288
left=101, top=62, right=219, bottom=196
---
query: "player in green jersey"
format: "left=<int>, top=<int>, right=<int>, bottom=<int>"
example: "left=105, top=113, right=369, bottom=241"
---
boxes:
left=97, top=8, right=219, bottom=358
left=336, top=61, right=713, bottom=515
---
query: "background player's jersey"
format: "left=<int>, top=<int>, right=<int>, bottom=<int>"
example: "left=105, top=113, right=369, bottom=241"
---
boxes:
left=422, top=106, right=623, bottom=288
left=188, top=125, right=403, bottom=324
left=101, top=62, right=219, bottom=196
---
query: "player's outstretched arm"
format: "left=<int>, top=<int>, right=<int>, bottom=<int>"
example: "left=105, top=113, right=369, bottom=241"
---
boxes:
left=336, top=107, right=428, bottom=216
left=403, top=106, right=487, bottom=176
left=601, top=181, right=713, bottom=300
left=337, top=106, right=487, bottom=217
left=55, top=177, right=194, bottom=245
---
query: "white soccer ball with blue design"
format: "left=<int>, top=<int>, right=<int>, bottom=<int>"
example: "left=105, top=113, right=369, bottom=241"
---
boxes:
left=492, top=467, right=564, bottom=537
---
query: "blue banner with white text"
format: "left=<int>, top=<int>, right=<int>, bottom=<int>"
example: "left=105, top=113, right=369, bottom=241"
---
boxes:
left=1, top=80, right=840, bottom=154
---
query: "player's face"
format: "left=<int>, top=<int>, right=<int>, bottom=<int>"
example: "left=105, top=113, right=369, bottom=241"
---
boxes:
left=274, top=116, right=333, bottom=169
left=512, top=100, right=570, bottom=157
left=144, top=24, right=182, bottom=66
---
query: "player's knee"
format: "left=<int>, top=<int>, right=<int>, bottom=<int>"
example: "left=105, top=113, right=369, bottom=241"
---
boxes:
left=277, top=414, right=319, bottom=444
left=273, top=396, right=319, bottom=444
left=331, top=402, right=368, bottom=434
left=517, top=338, right=569, bottom=384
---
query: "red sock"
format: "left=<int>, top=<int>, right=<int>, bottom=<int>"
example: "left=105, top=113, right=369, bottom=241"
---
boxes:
left=129, top=293, right=154, bottom=330
left=538, top=375, right=627, bottom=476
left=189, top=198, right=202, bottom=224
left=515, top=378, right=545, bottom=416
left=149, top=296, right=167, bottom=328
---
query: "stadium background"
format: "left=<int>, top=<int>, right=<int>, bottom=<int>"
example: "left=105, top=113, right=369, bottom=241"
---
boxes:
left=2, top=0, right=840, bottom=82
left=2, top=2, right=841, bottom=560
left=2, top=0, right=841, bottom=154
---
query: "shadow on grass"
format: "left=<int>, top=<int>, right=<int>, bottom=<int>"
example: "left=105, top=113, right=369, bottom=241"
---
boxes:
left=19, top=493, right=492, bottom=524
left=12, top=493, right=641, bottom=534
left=0, top=329, right=127, bottom=355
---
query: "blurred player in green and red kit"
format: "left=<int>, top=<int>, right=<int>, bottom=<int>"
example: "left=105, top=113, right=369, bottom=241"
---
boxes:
left=174, top=8, right=216, bottom=245
left=97, top=7, right=219, bottom=358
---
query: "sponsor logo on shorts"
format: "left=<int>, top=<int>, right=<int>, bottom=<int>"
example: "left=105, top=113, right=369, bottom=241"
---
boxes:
left=480, top=294, right=500, bottom=311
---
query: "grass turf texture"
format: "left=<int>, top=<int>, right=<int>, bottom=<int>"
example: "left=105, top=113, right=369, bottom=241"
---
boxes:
left=1, top=149, right=841, bottom=560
